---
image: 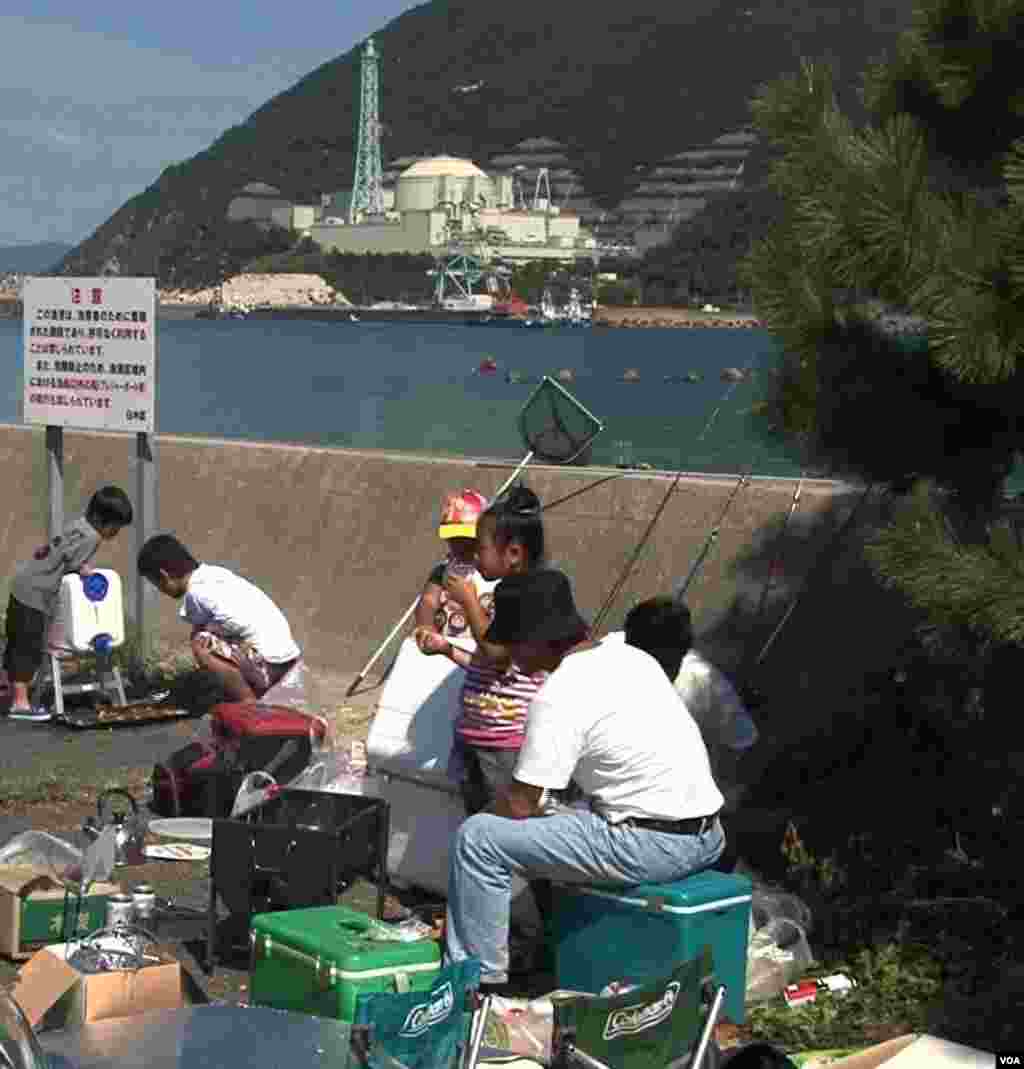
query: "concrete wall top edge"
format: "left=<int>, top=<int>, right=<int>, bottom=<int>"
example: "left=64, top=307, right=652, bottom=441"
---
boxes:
left=0, top=423, right=860, bottom=492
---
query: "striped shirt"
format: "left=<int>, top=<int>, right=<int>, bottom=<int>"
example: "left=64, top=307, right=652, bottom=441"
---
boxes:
left=456, top=654, right=548, bottom=749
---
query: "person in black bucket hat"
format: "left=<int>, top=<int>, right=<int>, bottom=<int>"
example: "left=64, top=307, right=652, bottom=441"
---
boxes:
left=444, top=568, right=727, bottom=993
left=482, top=569, right=590, bottom=661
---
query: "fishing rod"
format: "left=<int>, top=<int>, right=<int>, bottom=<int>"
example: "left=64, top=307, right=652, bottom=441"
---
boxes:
left=672, top=470, right=753, bottom=602
left=745, top=481, right=878, bottom=680
left=749, top=474, right=804, bottom=627
left=591, top=362, right=757, bottom=634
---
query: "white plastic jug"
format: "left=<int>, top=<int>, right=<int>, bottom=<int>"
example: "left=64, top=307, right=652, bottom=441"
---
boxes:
left=58, top=569, right=125, bottom=653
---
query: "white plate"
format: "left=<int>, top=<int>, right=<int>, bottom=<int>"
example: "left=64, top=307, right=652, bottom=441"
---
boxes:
left=148, top=818, right=213, bottom=843
left=144, top=842, right=211, bottom=862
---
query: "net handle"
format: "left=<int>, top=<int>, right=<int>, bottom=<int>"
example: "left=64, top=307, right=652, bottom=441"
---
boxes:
left=344, top=451, right=534, bottom=698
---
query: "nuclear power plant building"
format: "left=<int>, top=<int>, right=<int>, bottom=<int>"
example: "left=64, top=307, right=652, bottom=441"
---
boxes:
left=307, top=155, right=595, bottom=262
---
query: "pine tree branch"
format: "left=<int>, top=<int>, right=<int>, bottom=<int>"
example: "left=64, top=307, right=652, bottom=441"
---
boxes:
left=867, top=483, right=1024, bottom=646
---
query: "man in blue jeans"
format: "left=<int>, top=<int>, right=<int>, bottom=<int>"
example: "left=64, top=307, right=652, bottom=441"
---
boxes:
left=445, top=569, right=726, bottom=992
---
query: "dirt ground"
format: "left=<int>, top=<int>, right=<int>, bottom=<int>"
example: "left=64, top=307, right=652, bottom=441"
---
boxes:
left=0, top=661, right=776, bottom=1038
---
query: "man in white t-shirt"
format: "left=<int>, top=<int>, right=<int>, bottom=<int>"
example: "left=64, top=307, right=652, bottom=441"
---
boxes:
left=138, top=534, right=301, bottom=702
left=445, top=569, right=726, bottom=991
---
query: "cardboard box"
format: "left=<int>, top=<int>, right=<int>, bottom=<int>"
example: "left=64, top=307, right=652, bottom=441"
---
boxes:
left=11, top=943, right=206, bottom=1030
left=0, top=866, right=119, bottom=959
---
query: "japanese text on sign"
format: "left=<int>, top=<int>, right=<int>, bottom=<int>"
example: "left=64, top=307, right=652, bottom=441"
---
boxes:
left=22, top=277, right=156, bottom=433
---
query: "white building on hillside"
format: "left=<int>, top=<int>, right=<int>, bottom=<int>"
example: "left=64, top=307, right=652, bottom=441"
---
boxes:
left=307, top=155, right=594, bottom=262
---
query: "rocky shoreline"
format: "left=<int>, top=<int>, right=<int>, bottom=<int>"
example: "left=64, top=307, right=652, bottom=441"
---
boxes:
left=3, top=292, right=764, bottom=329
left=595, top=306, right=763, bottom=329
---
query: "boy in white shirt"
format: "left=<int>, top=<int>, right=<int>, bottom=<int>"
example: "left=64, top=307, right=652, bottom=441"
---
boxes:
left=617, top=596, right=759, bottom=809
left=138, top=534, right=301, bottom=702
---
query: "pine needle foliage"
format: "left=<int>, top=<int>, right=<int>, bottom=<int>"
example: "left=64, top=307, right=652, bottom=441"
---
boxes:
left=867, top=481, right=1024, bottom=647
left=741, top=0, right=1024, bottom=643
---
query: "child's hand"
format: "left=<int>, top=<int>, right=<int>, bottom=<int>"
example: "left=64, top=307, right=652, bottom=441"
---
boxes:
left=78, top=563, right=94, bottom=576
left=444, top=573, right=478, bottom=607
left=414, top=627, right=450, bottom=657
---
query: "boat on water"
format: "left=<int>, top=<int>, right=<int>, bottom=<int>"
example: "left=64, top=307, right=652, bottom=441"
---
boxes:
left=478, top=357, right=499, bottom=374
left=563, top=289, right=593, bottom=328
left=466, top=295, right=534, bottom=328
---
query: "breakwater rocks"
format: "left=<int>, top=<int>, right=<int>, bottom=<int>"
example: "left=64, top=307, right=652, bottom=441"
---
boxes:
left=595, top=308, right=762, bottom=329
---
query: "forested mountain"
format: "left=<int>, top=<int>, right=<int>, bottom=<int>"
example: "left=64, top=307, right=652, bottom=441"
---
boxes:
left=59, top=0, right=915, bottom=288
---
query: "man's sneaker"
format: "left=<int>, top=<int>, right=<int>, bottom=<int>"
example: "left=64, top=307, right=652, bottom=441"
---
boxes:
left=8, top=706, right=52, bottom=723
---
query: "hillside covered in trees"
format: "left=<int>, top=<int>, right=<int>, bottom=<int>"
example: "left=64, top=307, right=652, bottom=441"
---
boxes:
left=60, top=0, right=916, bottom=289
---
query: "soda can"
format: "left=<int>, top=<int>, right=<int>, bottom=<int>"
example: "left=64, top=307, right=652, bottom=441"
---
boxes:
left=106, top=893, right=135, bottom=929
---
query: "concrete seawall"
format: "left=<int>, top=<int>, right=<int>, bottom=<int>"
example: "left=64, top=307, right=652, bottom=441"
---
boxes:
left=0, top=424, right=912, bottom=748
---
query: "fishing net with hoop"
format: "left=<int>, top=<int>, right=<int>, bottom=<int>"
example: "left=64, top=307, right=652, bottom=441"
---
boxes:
left=517, top=376, right=604, bottom=465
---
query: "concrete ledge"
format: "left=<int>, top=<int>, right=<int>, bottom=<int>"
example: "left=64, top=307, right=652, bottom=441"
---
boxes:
left=0, top=424, right=911, bottom=752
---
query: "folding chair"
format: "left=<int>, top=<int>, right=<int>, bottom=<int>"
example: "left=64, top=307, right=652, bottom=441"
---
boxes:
left=551, top=947, right=725, bottom=1069
left=350, top=959, right=483, bottom=1069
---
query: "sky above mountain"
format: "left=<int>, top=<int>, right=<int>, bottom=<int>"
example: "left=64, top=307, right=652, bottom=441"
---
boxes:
left=1, top=2, right=423, bottom=246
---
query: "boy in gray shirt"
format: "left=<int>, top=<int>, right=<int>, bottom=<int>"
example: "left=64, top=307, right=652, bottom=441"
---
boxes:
left=4, top=486, right=133, bottom=721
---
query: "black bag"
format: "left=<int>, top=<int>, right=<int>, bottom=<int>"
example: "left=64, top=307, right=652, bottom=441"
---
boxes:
left=152, top=742, right=254, bottom=819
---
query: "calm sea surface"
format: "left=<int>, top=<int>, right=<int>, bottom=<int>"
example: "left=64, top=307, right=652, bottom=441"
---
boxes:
left=0, top=316, right=802, bottom=475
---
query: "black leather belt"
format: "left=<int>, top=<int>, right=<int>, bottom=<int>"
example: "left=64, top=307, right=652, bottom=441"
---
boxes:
left=624, top=813, right=720, bottom=835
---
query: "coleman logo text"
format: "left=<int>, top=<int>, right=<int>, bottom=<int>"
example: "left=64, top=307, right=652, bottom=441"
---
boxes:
left=399, top=982, right=455, bottom=1037
left=603, top=982, right=680, bottom=1040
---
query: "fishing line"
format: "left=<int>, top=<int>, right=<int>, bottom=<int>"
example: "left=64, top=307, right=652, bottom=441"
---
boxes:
left=748, top=481, right=878, bottom=674
left=540, top=472, right=631, bottom=513
left=591, top=362, right=758, bottom=634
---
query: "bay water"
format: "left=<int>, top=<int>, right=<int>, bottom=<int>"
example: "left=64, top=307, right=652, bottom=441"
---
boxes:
left=0, top=317, right=802, bottom=475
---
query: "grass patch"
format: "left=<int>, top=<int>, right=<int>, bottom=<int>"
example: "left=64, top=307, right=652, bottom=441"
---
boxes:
left=748, top=943, right=940, bottom=1050
left=1, top=764, right=150, bottom=807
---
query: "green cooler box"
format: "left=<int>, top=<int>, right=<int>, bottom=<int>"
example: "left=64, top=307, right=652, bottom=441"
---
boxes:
left=249, top=905, right=442, bottom=1023
left=553, top=870, right=752, bottom=1024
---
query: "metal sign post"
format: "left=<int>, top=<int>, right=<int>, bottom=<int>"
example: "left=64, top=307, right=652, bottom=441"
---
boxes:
left=22, top=276, right=158, bottom=650
left=134, top=430, right=158, bottom=651
left=45, top=425, right=64, bottom=540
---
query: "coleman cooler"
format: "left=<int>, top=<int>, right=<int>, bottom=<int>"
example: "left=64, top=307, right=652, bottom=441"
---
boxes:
left=553, top=870, right=753, bottom=1024
left=249, top=905, right=441, bottom=1023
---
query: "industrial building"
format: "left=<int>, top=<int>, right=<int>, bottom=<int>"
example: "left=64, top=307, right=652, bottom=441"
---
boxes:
left=307, top=155, right=595, bottom=262
left=226, top=182, right=317, bottom=232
